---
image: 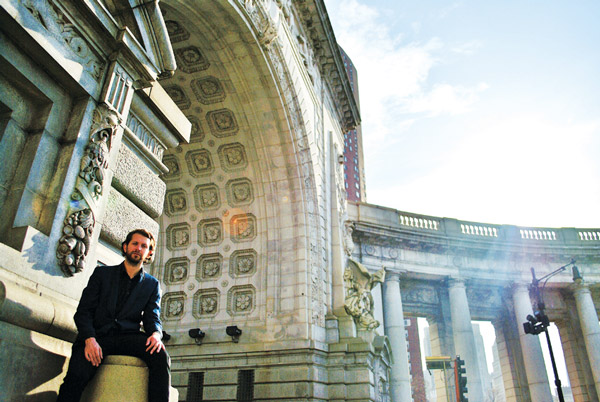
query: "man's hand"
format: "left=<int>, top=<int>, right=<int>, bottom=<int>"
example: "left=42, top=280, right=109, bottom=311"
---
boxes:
left=84, top=337, right=103, bottom=367
left=145, top=331, right=164, bottom=354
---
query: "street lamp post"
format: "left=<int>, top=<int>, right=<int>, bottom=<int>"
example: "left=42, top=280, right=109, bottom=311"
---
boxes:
left=522, top=261, right=577, bottom=402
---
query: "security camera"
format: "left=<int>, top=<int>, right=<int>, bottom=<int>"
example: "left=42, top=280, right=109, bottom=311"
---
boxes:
left=226, top=325, right=242, bottom=342
left=188, top=328, right=205, bottom=344
left=226, top=326, right=242, bottom=336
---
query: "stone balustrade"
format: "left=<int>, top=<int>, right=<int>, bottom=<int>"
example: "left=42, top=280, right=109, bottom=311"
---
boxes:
left=350, top=201, right=600, bottom=248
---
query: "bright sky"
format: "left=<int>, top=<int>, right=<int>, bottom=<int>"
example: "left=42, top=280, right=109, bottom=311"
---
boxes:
left=324, top=0, right=600, bottom=229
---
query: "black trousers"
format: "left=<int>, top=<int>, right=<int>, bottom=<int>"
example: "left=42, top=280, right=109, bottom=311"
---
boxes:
left=56, top=333, right=170, bottom=402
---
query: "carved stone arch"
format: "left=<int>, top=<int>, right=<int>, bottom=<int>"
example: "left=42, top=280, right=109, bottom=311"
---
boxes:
left=157, top=1, right=321, bottom=340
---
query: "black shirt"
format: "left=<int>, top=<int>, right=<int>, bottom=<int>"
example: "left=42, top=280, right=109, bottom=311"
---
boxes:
left=115, top=264, right=143, bottom=316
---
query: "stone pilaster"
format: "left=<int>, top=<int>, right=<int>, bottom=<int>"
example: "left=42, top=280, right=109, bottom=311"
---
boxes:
left=573, top=282, right=600, bottom=397
left=511, top=283, right=552, bottom=401
left=448, top=279, right=484, bottom=401
left=382, top=269, right=412, bottom=401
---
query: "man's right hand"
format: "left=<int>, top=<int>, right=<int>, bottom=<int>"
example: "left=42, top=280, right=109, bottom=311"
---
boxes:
left=84, top=337, right=103, bottom=367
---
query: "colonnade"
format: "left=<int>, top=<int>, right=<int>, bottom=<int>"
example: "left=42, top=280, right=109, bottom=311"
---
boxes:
left=380, top=269, right=600, bottom=402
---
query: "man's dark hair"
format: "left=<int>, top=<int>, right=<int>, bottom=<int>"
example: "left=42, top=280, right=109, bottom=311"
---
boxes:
left=122, top=229, right=156, bottom=264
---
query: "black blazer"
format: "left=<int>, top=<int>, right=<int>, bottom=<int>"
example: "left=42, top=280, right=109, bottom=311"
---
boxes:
left=73, top=263, right=163, bottom=342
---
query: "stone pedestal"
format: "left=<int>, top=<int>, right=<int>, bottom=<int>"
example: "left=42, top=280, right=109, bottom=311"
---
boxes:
left=81, top=355, right=178, bottom=402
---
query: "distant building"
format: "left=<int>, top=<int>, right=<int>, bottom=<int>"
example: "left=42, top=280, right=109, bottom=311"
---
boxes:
left=422, top=328, right=437, bottom=401
left=473, top=323, right=493, bottom=401
left=340, top=46, right=367, bottom=202
left=406, top=317, right=427, bottom=401
left=492, top=342, right=507, bottom=402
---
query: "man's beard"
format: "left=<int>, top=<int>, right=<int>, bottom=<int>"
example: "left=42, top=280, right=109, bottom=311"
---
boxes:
left=125, top=251, right=143, bottom=264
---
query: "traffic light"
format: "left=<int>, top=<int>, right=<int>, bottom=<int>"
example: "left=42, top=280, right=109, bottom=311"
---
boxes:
left=455, top=356, right=468, bottom=402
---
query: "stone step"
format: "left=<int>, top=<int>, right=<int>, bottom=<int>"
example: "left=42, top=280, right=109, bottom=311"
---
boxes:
left=81, top=355, right=178, bottom=402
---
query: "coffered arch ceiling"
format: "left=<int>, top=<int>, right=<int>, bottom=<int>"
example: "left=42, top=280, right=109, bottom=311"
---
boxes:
left=156, top=1, right=314, bottom=337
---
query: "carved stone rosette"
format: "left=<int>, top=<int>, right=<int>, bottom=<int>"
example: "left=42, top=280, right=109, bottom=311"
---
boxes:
left=57, top=104, right=121, bottom=276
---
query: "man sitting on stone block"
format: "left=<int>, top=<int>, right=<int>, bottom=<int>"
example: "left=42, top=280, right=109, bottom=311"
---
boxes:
left=57, top=229, right=170, bottom=402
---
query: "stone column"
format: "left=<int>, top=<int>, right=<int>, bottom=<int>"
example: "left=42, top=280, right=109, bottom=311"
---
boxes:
left=512, top=283, right=552, bottom=401
left=448, top=279, right=484, bottom=402
left=573, top=282, right=600, bottom=396
left=382, top=269, right=412, bottom=401
left=492, top=314, right=530, bottom=401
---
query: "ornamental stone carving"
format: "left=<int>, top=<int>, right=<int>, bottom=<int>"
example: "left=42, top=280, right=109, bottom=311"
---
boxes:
left=186, top=149, right=214, bottom=177
left=218, top=143, right=247, bottom=171
left=401, top=285, right=439, bottom=306
left=227, top=285, right=255, bottom=316
left=196, top=253, right=223, bottom=281
left=165, top=20, right=190, bottom=43
left=162, top=155, right=181, bottom=181
left=193, top=289, right=220, bottom=318
left=165, top=189, right=188, bottom=216
left=174, top=46, right=209, bottom=72
left=230, top=214, right=256, bottom=242
left=162, top=292, right=186, bottom=320
left=164, top=257, right=189, bottom=284
left=207, top=109, right=238, bottom=137
left=77, top=106, right=119, bottom=201
left=343, top=259, right=385, bottom=330
left=192, top=77, right=226, bottom=104
left=193, top=184, right=220, bottom=211
left=21, top=0, right=103, bottom=80
left=374, top=361, right=390, bottom=402
left=343, top=221, right=355, bottom=256
left=126, top=113, right=165, bottom=160
left=166, top=223, right=190, bottom=250
left=164, top=85, right=190, bottom=110
left=467, top=286, right=502, bottom=310
left=230, top=249, right=257, bottom=277
left=186, top=115, right=204, bottom=143
left=226, top=178, right=254, bottom=206
left=57, top=209, right=95, bottom=276
left=198, top=219, right=223, bottom=246
left=239, top=0, right=279, bottom=48
left=57, top=104, right=120, bottom=276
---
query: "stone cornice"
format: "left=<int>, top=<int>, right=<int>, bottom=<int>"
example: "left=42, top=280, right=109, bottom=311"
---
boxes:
left=293, top=0, right=361, bottom=131
left=349, top=201, right=600, bottom=264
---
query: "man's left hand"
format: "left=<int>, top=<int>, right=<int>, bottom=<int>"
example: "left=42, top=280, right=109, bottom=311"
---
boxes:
left=145, top=332, right=164, bottom=354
